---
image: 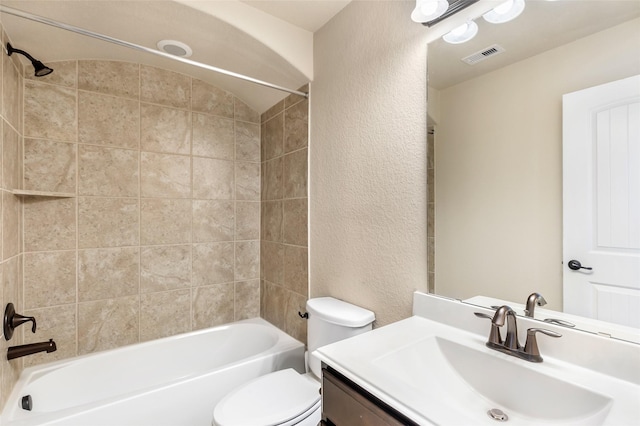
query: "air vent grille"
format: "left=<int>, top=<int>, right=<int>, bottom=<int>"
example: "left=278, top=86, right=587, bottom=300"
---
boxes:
left=462, top=44, right=506, bottom=65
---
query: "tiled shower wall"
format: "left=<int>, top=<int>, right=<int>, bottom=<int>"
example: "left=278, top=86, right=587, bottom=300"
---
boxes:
left=260, top=90, right=309, bottom=344
left=17, top=60, right=263, bottom=370
left=0, top=36, right=310, bottom=408
left=0, top=26, right=26, bottom=408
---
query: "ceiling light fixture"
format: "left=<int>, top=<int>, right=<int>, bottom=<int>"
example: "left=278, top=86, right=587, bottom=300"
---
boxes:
left=442, top=20, right=479, bottom=44
left=411, top=0, right=449, bottom=23
left=483, top=0, right=525, bottom=24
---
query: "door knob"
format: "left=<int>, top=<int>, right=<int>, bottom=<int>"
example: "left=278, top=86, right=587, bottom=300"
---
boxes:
left=567, top=259, right=592, bottom=271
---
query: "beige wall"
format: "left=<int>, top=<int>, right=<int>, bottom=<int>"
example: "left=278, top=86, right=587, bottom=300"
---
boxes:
left=310, top=1, right=430, bottom=327
left=435, top=18, right=640, bottom=309
left=260, top=89, right=309, bottom=344
left=1, top=24, right=25, bottom=409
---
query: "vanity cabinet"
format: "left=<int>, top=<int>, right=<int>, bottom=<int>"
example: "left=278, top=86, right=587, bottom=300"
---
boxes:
left=321, top=365, right=419, bottom=426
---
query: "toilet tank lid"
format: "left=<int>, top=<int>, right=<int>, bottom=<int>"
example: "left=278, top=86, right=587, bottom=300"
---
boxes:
left=306, top=297, right=375, bottom=327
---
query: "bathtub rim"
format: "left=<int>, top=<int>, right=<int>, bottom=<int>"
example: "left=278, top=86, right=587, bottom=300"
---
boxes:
left=18, top=317, right=298, bottom=377
left=1, top=317, right=304, bottom=424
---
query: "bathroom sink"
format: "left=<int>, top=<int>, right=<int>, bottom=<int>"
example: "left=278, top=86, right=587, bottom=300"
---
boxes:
left=315, top=312, right=640, bottom=425
left=373, top=336, right=612, bottom=424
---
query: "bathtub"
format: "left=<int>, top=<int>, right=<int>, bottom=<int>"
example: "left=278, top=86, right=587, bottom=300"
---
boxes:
left=1, top=318, right=304, bottom=426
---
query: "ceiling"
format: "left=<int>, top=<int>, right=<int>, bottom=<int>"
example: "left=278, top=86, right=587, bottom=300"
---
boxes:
left=240, top=0, right=351, bottom=33
left=428, top=0, right=640, bottom=90
left=4, top=1, right=636, bottom=112
left=0, top=0, right=350, bottom=113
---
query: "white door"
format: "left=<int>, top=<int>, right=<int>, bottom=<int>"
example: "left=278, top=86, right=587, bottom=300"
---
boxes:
left=563, top=75, right=640, bottom=328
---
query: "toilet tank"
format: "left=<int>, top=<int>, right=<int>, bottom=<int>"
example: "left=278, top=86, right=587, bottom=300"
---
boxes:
left=306, top=297, right=375, bottom=377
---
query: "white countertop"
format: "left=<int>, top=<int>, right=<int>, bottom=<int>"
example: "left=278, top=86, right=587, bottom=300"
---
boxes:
left=315, top=293, right=640, bottom=425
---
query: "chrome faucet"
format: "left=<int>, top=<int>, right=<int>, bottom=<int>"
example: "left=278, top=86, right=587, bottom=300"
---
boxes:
left=524, top=292, right=547, bottom=318
left=475, top=305, right=561, bottom=362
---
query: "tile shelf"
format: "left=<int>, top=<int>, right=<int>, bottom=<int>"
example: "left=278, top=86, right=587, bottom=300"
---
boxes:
left=9, top=189, right=75, bottom=198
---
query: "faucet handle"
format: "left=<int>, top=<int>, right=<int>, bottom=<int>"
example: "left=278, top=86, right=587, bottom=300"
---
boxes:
left=12, top=313, right=37, bottom=333
left=474, top=312, right=502, bottom=345
left=3, top=303, right=36, bottom=341
left=524, top=328, right=561, bottom=362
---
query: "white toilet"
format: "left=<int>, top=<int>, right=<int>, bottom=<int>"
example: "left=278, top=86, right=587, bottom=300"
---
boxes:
left=212, top=297, right=375, bottom=426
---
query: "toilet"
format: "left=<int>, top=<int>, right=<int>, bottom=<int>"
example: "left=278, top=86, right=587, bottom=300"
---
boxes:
left=212, top=297, right=375, bottom=426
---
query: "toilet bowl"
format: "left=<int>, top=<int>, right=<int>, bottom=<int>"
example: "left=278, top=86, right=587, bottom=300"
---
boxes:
left=213, top=369, right=321, bottom=426
left=212, top=297, right=375, bottom=426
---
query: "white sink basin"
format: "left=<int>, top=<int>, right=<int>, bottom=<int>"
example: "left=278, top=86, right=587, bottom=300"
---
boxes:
left=373, top=336, right=612, bottom=424
left=315, top=314, right=640, bottom=425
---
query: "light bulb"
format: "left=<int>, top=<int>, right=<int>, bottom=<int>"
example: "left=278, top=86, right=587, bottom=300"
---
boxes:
left=411, top=0, right=449, bottom=23
left=420, top=1, right=439, bottom=16
left=483, top=0, right=525, bottom=24
left=494, top=0, right=514, bottom=16
left=442, top=20, right=478, bottom=44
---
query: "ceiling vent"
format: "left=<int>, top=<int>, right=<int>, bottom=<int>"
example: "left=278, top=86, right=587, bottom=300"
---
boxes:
left=157, top=40, right=193, bottom=58
left=462, top=44, right=505, bottom=65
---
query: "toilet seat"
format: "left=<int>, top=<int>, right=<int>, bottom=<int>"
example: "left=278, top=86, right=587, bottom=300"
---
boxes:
left=213, top=369, right=321, bottom=426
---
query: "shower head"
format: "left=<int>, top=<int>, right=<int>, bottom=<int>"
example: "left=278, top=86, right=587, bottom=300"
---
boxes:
left=6, top=43, right=53, bottom=77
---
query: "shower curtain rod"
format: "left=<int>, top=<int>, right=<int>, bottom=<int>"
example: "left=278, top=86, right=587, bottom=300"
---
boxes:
left=0, top=5, right=309, bottom=98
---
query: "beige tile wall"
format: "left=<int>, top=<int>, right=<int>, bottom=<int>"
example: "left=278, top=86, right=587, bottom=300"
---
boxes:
left=260, top=89, right=309, bottom=344
left=18, top=60, right=262, bottom=368
left=1, top=27, right=25, bottom=409
left=0, top=35, right=309, bottom=408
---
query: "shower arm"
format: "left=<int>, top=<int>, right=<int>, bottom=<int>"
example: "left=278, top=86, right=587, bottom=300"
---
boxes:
left=0, top=5, right=309, bottom=99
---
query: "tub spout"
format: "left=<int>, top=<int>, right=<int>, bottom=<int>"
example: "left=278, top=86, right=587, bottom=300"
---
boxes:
left=8, top=339, right=56, bottom=360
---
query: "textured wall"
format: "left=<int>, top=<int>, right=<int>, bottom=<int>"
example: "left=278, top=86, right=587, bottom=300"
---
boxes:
left=310, top=1, right=430, bottom=327
left=15, top=60, right=261, bottom=372
left=260, top=89, right=309, bottom=344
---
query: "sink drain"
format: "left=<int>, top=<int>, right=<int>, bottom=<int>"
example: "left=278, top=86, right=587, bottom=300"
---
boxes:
left=487, top=408, right=508, bottom=421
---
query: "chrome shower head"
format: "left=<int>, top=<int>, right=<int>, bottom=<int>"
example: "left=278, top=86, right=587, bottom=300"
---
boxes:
left=6, top=43, right=53, bottom=77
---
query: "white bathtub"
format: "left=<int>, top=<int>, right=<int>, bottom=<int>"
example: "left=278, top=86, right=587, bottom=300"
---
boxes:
left=1, top=318, right=305, bottom=426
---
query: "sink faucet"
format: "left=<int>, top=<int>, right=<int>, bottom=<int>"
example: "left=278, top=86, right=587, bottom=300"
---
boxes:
left=524, top=292, right=547, bottom=318
left=491, top=305, right=520, bottom=349
left=475, top=305, right=561, bottom=362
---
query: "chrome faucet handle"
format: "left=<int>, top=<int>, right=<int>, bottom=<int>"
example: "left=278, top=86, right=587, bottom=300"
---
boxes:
left=474, top=312, right=502, bottom=345
left=524, top=328, right=562, bottom=362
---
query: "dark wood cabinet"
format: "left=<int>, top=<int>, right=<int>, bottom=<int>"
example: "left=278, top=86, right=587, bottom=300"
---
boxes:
left=321, top=365, right=419, bottom=426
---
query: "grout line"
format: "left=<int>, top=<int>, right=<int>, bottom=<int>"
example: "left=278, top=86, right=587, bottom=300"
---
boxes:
left=137, top=63, right=142, bottom=344
left=74, top=59, right=79, bottom=357
left=189, top=75, right=194, bottom=332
